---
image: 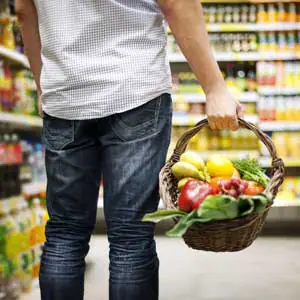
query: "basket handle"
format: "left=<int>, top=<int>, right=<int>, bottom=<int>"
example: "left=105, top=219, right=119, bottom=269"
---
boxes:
left=171, top=118, right=284, bottom=197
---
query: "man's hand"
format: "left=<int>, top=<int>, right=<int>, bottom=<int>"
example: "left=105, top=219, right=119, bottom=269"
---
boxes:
left=206, top=85, right=243, bottom=131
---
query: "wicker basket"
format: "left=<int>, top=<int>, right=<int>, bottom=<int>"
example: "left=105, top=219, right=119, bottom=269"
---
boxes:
left=159, top=118, right=285, bottom=252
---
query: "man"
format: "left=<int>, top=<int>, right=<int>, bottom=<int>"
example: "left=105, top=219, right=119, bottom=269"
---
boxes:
left=16, top=0, right=242, bottom=299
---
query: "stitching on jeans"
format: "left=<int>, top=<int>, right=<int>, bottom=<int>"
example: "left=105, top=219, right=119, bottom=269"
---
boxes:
left=44, top=118, right=75, bottom=151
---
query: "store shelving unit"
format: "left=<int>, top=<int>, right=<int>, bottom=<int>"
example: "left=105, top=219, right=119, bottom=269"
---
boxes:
left=0, top=112, right=42, bottom=128
left=0, top=45, right=29, bottom=68
left=169, top=52, right=299, bottom=63
left=260, top=121, right=300, bottom=131
left=172, top=114, right=259, bottom=126
left=207, top=23, right=300, bottom=32
left=173, top=91, right=259, bottom=103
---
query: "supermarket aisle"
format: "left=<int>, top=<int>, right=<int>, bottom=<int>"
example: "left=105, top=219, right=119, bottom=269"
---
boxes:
left=26, top=235, right=300, bottom=300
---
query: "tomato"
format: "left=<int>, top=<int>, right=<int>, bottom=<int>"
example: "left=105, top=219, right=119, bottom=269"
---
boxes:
left=244, top=181, right=265, bottom=195
left=209, top=177, right=223, bottom=193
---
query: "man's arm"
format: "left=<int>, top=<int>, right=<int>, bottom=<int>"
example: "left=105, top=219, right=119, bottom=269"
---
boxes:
left=158, top=0, right=242, bottom=130
left=15, top=0, right=43, bottom=115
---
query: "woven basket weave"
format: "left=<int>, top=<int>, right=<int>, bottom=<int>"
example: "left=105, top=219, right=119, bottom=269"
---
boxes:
left=159, top=118, right=285, bottom=252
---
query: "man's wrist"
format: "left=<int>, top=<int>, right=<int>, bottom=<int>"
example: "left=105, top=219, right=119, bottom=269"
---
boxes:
left=204, top=79, right=227, bottom=98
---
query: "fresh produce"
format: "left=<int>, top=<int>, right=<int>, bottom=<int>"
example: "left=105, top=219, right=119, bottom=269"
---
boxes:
left=233, top=158, right=270, bottom=188
left=219, top=178, right=249, bottom=198
left=143, top=152, right=273, bottom=238
left=143, top=193, right=273, bottom=237
left=206, top=155, right=234, bottom=177
left=180, top=151, right=205, bottom=171
left=178, top=180, right=213, bottom=212
left=244, top=181, right=265, bottom=196
left=172, top=161, right=200, bottom=180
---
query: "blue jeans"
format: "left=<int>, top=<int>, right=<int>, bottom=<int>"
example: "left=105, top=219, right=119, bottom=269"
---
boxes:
left=39, top=94, right=172, bottom=300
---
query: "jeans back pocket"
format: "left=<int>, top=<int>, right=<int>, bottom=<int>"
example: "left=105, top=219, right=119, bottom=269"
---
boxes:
left=110, top=95, right=165, bottom=142
left=43, top=113, right=75, bottom=151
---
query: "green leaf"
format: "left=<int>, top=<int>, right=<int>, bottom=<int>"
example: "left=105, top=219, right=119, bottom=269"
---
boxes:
left=238, top=196, right=255, bottom=217
left=198, top=195, right=239, bottom=220
left=238, top=194, right=271, bottom=216
left=166, top=210, right=206, bottom=237
left=251, top=194, right=269, bottom=214
left=142, top=209, right=187, bottom=223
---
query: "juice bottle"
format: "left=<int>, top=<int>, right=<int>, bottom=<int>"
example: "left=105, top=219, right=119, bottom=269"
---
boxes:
left=268, top=32, right=277, bottom=52
left=233, top=6, right=240, bottom=23
left=287, top=3, right=297, bottom=23
left=241, top=5, right=248, bottom=23
left=249, top=34, right=258, bottom=52
left=246, top=69, right=257, bottom=92
left=277, top=3, right=286, bottom=23
left=257, top=4, right=267, bottom=23
left=267, top=4, right=277, bottom=23
left=216, top=5, right=225, bottom=23
left=258, top=33, right=268, bottom=53
left=276, top=97, right=285, bottom=121
left=224, top=6, right=233, bottom=23
left=249, top=5, right=256, bottom=23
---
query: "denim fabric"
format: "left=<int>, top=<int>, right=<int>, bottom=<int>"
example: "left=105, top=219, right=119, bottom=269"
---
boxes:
left=39, top=94, right=172, bottom=300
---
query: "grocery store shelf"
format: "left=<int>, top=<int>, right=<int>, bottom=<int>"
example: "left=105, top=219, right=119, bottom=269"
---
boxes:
left=260, top=157, right=300, bottom=168
left=0, top=45, right=29, bottom=68
left=173, top=92, right=258, bottom=103
left=258, top=87, right=300, bottom=96
left=0, top=112, right=42, bottom=128
left=207, top=23, right=300, bottom=32
left=172, top=114, right=258, bottom=126
left=197, top=150, right=260, bottom=160
left=260, top=121, right=300, bottom=132
left=168, top=52, right=299, bottom=63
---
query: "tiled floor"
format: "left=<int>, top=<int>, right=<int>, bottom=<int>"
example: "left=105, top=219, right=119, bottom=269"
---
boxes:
left=25, top=235, right=300, bottom=300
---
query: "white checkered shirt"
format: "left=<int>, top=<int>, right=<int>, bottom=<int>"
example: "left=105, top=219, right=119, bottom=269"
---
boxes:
left=34, top=0, right=172, bottom=120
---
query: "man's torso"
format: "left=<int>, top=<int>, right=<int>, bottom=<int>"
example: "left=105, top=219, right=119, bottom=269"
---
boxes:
left=34, top=0, right=171, bottom=119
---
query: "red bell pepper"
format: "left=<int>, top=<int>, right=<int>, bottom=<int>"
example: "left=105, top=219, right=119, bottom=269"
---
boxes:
left=178, top=180, right=212, bottom=212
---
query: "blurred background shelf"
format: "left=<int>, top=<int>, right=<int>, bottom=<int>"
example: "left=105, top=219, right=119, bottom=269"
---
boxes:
left=168, top=52, right=300, bottom=63
left=258, top=87, right=300, bottom=96
left=0, top=45, right=29, bottom=68
left=208, top=23, right=299, bottom=32
left=0, top=112, right=42, bottom=128
left=260, top=121, right=300, bottom=131
left=172, top=114, right=259, bottom=126
left=173, top=92, right=259, bottom=103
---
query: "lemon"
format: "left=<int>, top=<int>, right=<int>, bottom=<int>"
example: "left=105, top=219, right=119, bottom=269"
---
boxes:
left=206, top=155, right=234, bottom=177
left=180, top=151, right=205, bottom=171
